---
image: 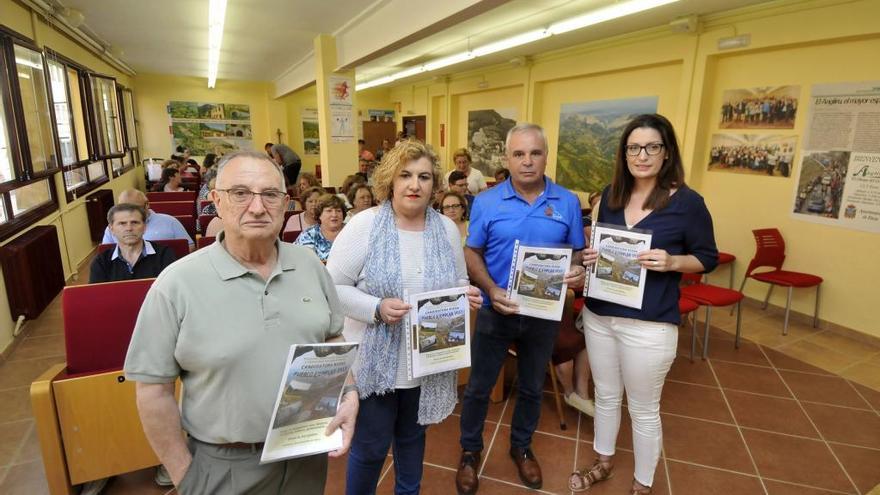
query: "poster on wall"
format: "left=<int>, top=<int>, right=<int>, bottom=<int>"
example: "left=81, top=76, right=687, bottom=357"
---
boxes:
left=719, top=86, right=800, bottom=129
left=467, top=109, right=517, bottom=176
left=707, top=133, right=796, bottom=177
left=791, top=81, right=880, bottom=233
left=328, top=76, right=354, bottom=143
left=367, top=109, right=395, bottom=122
left=168, top=101, right=253, bottom=155
left=556, top=96, right=657, bottom=195
left=301, top=108, right=320, bottom=155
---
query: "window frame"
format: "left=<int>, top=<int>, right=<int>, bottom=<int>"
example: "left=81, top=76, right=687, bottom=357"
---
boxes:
left=84, top=72, right=125, bottom=162
left=113, top=84, right=137, bottom=177
left=0, top=25, right=59, bottom=241
left=43, top=48, right=111, bottom=201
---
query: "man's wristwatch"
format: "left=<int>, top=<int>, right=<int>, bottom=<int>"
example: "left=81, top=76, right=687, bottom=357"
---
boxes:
left=342, top=384, right=358, bottom=397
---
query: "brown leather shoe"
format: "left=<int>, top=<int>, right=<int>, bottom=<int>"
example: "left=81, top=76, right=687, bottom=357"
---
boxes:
left=455, top=450, right=481, bottom=495
left=509, top=446, right=542, bottom=489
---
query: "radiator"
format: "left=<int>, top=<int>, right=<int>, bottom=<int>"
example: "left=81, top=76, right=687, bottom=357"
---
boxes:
left=0, top=225, right=65, bottom=320
left=85, top=189, right=115, bottom=242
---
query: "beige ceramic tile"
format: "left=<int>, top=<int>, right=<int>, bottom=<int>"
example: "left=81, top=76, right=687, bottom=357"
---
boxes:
left=8, top=335, right=66, bottom=361
left=775, top=339, right=855, bottom=374
left=0, top=459, right=48, bottom=495
left=0, top=421, right=30, bottom=466
left=800, top=331, right=880, bottom=361
left=840, top=362, right=880, bottom=392
left=741, top=320, right=818, bottom=349
left=0, top=357, right=66, bottom=391
left=0, top=387, right=32, bottom=423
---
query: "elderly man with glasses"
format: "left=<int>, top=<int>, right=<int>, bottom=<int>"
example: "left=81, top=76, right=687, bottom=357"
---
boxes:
left=125, top=151, right=358, bottom=495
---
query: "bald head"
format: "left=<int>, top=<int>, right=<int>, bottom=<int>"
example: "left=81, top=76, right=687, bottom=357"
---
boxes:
left=118, top=189, right=147, bottom=208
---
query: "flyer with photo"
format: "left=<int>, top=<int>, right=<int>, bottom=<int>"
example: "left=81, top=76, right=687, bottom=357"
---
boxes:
left=261, top=343, right=358, bottom=464
left=405, top=286, right=471, bottom=379
left=584, top=223, right=652, bottom=309
left=506, top=242, right=572, bottom=321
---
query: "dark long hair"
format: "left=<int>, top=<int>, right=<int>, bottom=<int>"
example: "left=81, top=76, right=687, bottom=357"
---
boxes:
left=607, top=113, right=685, bottom=211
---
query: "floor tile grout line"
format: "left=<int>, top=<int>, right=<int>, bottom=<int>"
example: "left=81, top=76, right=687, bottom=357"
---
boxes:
left=478, top=380, right=512, bottom=478
left=759, top=476, right=856, bottom=495
left=571, top=407, right=581, bottom=495
left=478, top=472, right=557, bottom=494
left=702, top=384, right=874, bottom=412
left=757, top=344, right=862, bottom=495
left=376, top=458, right=394, bottom=486
left=661, top=445, right=673, bottom=495
left=4, top=421, right=35, bottom=473
left=836, top=352, right=880, bottom=376
left=705, top=358, right=770, bottom=494
left=845, top=380, right=880, bottom=417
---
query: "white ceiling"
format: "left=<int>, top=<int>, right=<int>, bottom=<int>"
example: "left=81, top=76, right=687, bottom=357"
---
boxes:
left=54, top=0, right=773, bottom=86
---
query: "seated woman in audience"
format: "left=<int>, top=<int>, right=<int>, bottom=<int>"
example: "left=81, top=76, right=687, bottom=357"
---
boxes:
left=284, top=186, right=324, bottom=232
left=445, top=148, right=487, bottom=194
left=339, top=174, right=366, bottom=208
left=294, top=194, right=345, bottom=262
left=438, top=190, right=468, bottom=244
left=569, top=114, right=717, bottom=495
left=183, top=159, right=200, bottom=174
left=296, top=172, right=321, bottom=198
left=345, top=184, right=373, bottom=222
left=154, top=167, right=183, bottom=192
left=325, top=139, right=481, bottom=495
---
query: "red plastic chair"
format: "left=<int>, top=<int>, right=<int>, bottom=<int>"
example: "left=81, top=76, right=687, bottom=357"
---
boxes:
left=680, top=272, right=744, bottom=360
left=716, top=251, right=736, bottom=288
left=739, top=228, right=823, bottom=335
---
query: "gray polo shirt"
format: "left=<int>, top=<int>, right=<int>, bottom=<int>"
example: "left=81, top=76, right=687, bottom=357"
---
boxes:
left=124, top=233, right=343, bottom=443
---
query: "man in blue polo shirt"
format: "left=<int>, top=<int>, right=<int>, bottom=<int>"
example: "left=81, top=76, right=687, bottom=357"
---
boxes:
left=101, top=189, right=194, bottom=247
left=456, top=123, right=586, bottom=494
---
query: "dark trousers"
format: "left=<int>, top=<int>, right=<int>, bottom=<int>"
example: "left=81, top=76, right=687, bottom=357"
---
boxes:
left=346, top=387, right=427, bottom=495
left=460, top=307, right=560, bottom=451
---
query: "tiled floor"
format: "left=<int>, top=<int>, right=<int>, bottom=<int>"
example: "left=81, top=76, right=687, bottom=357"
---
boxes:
left=1, top=262, right=879, bottom=494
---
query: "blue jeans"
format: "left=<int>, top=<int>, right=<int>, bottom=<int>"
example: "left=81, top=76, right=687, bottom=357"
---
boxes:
left=346, top=387, right=427, bottom=495
left=460, top=307, right=560, bottom=451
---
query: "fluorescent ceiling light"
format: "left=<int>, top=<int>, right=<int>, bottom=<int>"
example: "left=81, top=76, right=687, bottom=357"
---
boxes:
left=472, top=29, right=550, bottom=57
left=355, top=0, right=680, bottom=91
left=549, top=0, right=679, bottom=35
left=207, top=0, right=227, bottom=88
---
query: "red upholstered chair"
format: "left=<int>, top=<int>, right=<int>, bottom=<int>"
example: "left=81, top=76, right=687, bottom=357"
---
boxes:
left=282, top=229, right=302, bottom=243
left=149, top=200, right=195, bottom=217
left=197, top=214, right=216, bottom=234
left=151, top=238, right=190, bottom=259
left=146, top=191, right=197, bottom=203
left=739, top=228, right=823, bottom=335
left=174, top=214, right=196, bottom=241
left=62, top=279, right=154, bottom=375
left=198, top=199, right=213, bottom=213
left=197, top=236, right=215, bottom=250
left=680, top=272, right=744, bottom=360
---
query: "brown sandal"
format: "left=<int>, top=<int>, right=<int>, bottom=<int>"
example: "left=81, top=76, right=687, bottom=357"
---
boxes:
left=568, top=459, right=614, bottom=492
left=630, top=485, right=652, bottom=494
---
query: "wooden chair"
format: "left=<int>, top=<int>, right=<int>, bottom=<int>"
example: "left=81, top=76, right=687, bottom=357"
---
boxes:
left=30, top=280, right=161, bottom=494
left=149, top=200, right=195, bottom=217
left=739, top=228, right=823, bottom=335
left=146, top=191, right=196, bottom=203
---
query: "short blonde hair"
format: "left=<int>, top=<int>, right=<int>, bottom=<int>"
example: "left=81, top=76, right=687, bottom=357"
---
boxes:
left=372, top=140, right=441, bottom=203
left=452, top=148, right=471, bottom=163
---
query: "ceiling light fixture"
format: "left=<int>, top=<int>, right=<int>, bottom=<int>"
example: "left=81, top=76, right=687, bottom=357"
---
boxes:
left=207, top=0, right=227, bottom=88
left=356, top=0, right=680, bottom=91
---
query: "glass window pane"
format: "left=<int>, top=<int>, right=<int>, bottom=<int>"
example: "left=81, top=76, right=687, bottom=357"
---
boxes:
left=64, top=168, right=87, bottom=191
left=10, top=178, right=51, bottom=215
left=87, top=160, right=106, bottom=181
left=0, top=198, right=6, bottom=224
left=122, top=151, right=132, bottom=167
left=91, top=77, right=122, bottom=156
left=0, top=87, right=15, bottom=183
left=111, top=157, right=123, bottom=173
left=68, top=68, right=89, bottom=162
left=14, top=45, right=56, bottom=173
left=47, top=60, right=76, bottom=166
left=122, top=90, right=137, bottom=147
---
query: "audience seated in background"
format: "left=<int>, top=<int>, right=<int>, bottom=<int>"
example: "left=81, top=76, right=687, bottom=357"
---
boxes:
left=296, top=172, right=321, bottom=197
left=183, top=159, right=200, bottom=174
left=438, top=190, right=468, bottom=245
left=494, top=168, right=510, bottom=182
left=345, top=184, right=374, bottom=222
left=102, top=189, right=194, bottom=247
left=284, top=186, right=323, bottom=233
left=161, top=159, right=179, bottom=170
left=358, top=139, right=375, bottom=161
left=338, top=174, right=366, bottom=208
left=445, top=148, right=488, bottom=194
left=294, top=193, right=345, bottom=262
left=375, top=138, right=392, bottom=162
left=89, top=203, right=177, bottom=283
left=447, top=170, right=476, bottom=217
left=154, top=167, right=184, bottom=192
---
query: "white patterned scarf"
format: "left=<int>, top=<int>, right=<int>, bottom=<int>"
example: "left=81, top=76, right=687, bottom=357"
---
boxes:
left=356, top=201, right=458, bottom=424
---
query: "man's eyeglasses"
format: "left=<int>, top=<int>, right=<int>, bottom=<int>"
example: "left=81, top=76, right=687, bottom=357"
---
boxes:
left=441, top=204, right=464, bottom=211
left=217, top=188, right=287, bottom=207
left=625, top=143, right=665, bottom=156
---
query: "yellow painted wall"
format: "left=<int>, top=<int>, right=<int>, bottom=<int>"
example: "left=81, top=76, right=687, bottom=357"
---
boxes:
left=278, top=84, right=391, bottom=184
left=133, top=73, right=282, bottom=160
left=0, top=0, right=143, bottom=355
left=377, top=0, right=880, bottom=339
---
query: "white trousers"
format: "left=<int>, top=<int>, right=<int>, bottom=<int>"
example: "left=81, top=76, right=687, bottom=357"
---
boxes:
left=583, top=308, right=677, bottom=487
